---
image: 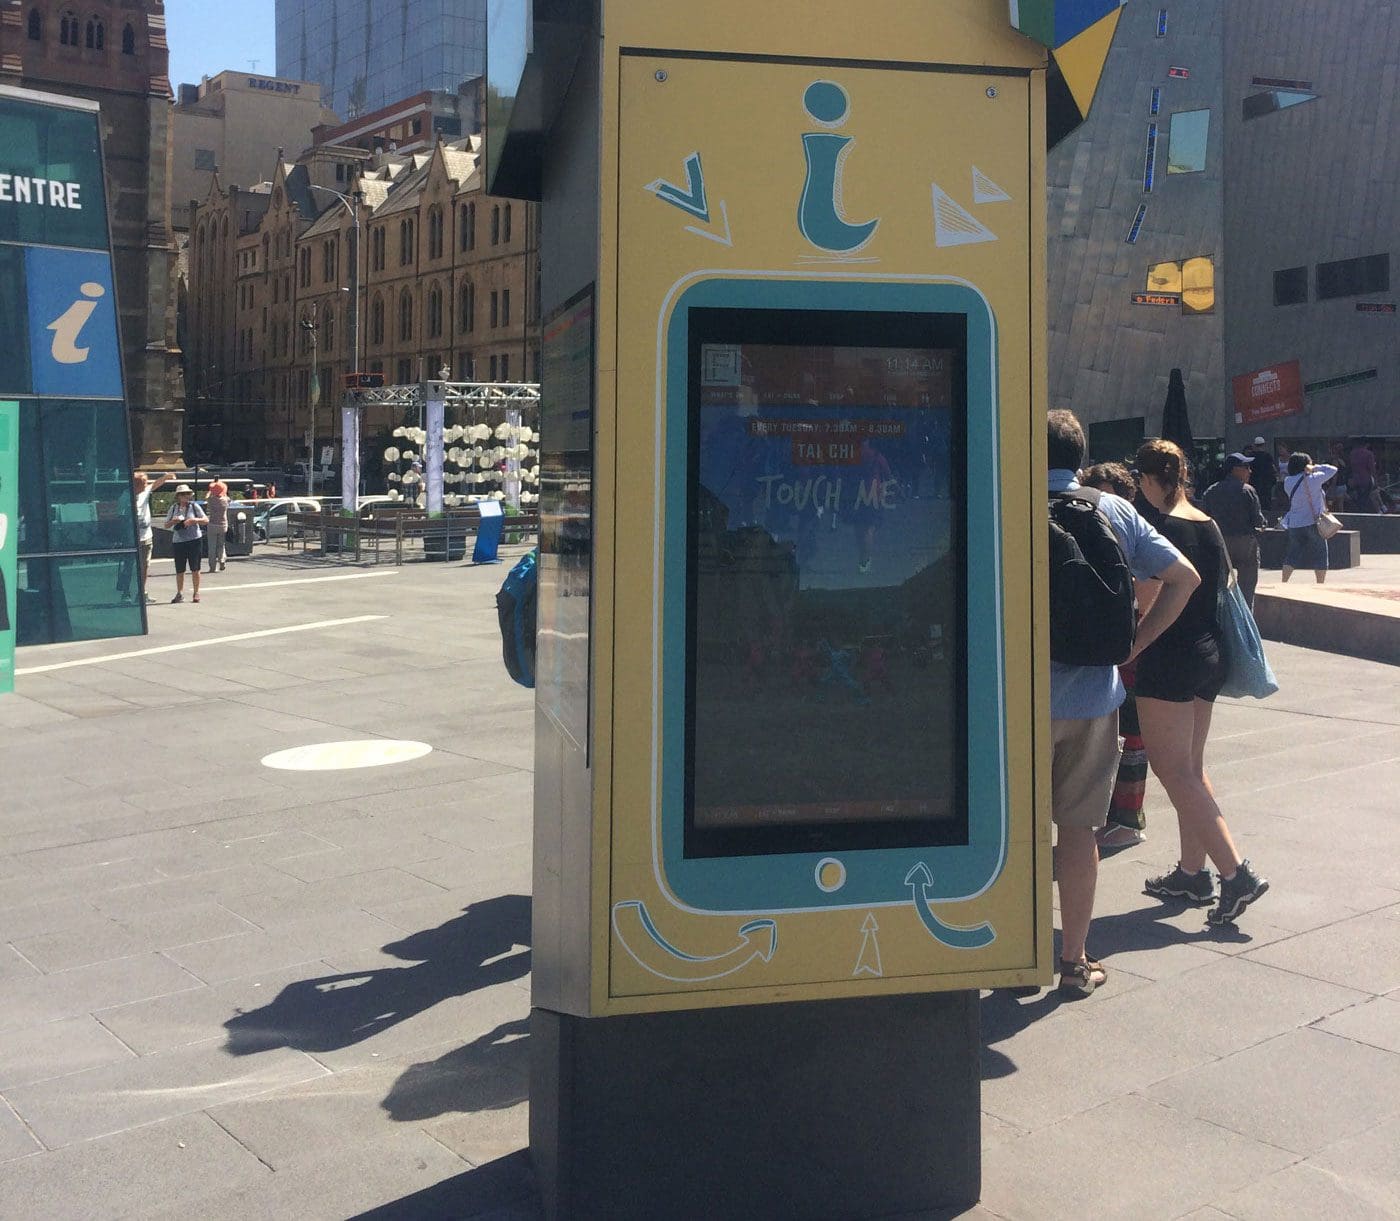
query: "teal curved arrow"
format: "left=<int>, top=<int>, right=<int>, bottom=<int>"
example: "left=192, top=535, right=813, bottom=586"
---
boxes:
left=904, top=863, right=996, bottom=950
left=612, top=900, right=778, bottom=983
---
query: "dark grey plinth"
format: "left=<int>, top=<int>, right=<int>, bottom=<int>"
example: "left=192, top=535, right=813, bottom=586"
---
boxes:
left=530, top=991, right=980, bottom=1221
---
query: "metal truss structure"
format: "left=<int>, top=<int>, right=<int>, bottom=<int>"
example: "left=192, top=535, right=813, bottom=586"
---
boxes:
left=343, top=381, right=541, bottom=413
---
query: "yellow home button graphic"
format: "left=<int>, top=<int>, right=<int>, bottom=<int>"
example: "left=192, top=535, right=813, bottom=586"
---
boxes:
left=815, top=857, right=847, bottom=894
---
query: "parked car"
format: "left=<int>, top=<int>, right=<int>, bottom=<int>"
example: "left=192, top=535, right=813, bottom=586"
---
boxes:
left=253, top=498, right=322, bottom=540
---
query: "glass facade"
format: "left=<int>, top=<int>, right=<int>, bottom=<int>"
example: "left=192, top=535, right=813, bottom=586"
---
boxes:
left=276, top=0, right=487, bottom=119
left=0, top=89, right=144, bottom=647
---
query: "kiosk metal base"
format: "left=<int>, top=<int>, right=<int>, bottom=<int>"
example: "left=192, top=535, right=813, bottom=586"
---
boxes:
left=529, top=991, right=980, bottom=1220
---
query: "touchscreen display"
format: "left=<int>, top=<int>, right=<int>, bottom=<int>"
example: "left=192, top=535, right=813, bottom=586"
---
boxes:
left=685, top=310, right=967, bottom=857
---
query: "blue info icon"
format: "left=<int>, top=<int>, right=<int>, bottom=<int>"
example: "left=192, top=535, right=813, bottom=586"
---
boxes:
left=25, top=247, right=123, bottom=399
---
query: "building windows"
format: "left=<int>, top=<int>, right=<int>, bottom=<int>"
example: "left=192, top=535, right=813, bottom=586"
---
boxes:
left=370, top=295, right=385, bottom=345
left=1316, top=253, right=1390, bottom=300
left=1243, top=88, right=1318, bottom=121
left=501, top=288, right=511, bottom=327
left=399, top=218, right=415, bottom=266
left=322, top=239, right=337, bottom=283
left=85, top=17, right=103, bottom=50
left=298, top=247, right=312, bottom=289
left=58, top=10, right=77, bottom=45
left=371, top=226, right=386, bottom=272
left=503, top=204, right=512, bottom=243
left=1125, top=203, right=1148, bottom=244
left=459, top=281, right=475, bottom=332
left=427, top=207, right=444, bottom=259
left=1166, top=110, right=1210, bottom=174
left=323, top=306, right=336, bottom=354
left=490, top=290, right=499, bottom=328
left=458, top=351, right=473, bottom=379
left=1143, top=123, right=1158, bottom=192
left=397, top=358, right=412, bottom=385
left=491, top=205, right=500, bottom=245
left=500, top=353, right=510, bottom=382
left=1156, top=8, right=1168, bottom=36
left=1273, top=266, right=1308, bottom=306
left=1150, top=87, right=1161, bottom=117
left=428, top=284, right=444, bottom=338
left=27, top=8, right=41, bottom=39
left=121, top=23, right=135, bottom=54
left=489, top=354, right=498, bottom=380
left=461, top=202, right=475, bottom=251
left=398, top=290, right=413, bottom=341
left=193, top=148, right=216, bottom=172
left=1145, top=256, right=1215, bottom=313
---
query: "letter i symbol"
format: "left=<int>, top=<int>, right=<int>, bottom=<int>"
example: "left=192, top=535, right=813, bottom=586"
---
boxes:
left=48, top=282, right=105, bottom=365
left=798, top=81, right=880, bottom=256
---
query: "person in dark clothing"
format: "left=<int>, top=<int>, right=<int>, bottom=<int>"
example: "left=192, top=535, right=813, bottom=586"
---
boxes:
left=1202, top=453, right=1266, bottom=608
left=1246, top=437, right=1277, bottom=513
left=1134, top=439, right=1270, bottom=926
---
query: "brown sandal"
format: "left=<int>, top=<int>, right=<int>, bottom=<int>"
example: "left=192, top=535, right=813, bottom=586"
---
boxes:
left=1058, top=956, right=1107, bottom=997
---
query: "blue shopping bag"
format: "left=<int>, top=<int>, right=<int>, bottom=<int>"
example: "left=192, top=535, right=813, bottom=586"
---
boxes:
left=1217, top=579, right=1278, bottom=700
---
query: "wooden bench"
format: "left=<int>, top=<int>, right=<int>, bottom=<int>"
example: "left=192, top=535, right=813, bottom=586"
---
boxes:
left=288, top=506, right=539, bottom=564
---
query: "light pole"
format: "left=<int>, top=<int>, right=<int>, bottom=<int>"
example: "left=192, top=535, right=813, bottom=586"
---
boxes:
left=299, top=310, right=318, bottom=495
left=310, top=183, right=365, bottom=509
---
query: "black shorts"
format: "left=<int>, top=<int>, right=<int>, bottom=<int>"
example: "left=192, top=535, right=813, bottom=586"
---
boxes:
left=1134, top=635, right=1226, bottom=704
left=172, top=538, right=203, bottom=574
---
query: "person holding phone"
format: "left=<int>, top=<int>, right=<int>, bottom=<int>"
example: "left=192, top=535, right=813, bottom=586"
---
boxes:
left=165, top=485, right=208, bottom=604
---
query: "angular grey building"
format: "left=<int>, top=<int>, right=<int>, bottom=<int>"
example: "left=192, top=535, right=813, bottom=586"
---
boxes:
left=1049, top=0, right=1398, bottom=477
left=275, top=0, right=485, bottom=119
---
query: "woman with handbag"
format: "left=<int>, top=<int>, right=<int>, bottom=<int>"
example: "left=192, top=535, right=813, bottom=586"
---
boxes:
left=1280, top=452, right=1339, bottom=584
left=1131, top=440, right=1270, bottom=926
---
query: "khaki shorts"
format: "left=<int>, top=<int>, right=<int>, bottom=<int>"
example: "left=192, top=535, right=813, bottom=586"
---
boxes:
left=1051, top=711, right=1121, bottom=830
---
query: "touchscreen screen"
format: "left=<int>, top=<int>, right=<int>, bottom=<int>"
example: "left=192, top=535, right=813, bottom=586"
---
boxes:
left=685, top=309, right=968, bottom=857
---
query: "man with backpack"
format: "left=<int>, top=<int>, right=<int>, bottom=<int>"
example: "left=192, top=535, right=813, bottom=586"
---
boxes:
left=1046, top=410, right=1199, bottom=996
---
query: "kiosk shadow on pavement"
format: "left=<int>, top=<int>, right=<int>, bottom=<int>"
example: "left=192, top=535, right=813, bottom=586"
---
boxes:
left=223, top=895, right=532, bottom=1123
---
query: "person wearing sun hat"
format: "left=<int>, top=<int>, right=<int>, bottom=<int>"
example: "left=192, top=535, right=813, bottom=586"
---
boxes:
left=164, top=485, right=208, bottom=603
left=1202, top=452, right=1266, bottom=608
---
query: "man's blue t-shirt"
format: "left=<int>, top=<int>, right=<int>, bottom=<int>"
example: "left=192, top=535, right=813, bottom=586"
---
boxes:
left=1049, top=470, right=1183, bottom=720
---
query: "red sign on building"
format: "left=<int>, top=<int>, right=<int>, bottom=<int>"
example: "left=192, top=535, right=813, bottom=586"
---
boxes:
left=1233, top=360, right=1305, bottom=426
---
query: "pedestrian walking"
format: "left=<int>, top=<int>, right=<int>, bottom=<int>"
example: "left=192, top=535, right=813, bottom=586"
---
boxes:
left=131, top=471, right=172, bottom=603
left=1083, top=463, right=1151, bottom=849
left=205, top=480, right=231, bottom=573
left=165, top=485, right=208, bottom=604
left=1280, top=452, right=1338, bottom=584
left=1134, top=440, right=1270, bottom=925
left=1047, top=413, right=1198, bottom=996
left=1201, top=453, right=1266, bottom=608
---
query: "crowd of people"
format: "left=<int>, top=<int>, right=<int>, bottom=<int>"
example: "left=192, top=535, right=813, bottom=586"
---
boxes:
left=1046, top=410, right=1270, bottom=998
left=130, top=473, right=233, bottom=606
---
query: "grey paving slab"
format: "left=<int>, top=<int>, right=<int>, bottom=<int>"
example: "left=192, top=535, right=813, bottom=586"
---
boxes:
left=2, top=1036, right=329, bottom=1148
left=90, top=864, right=297, bottom=920
left=0, top=1099, right=41, bottom=1164
left=115, top=901, right=260, bottom=949
left=1214, top=1160, right=1399, bottom=1221
left=1304, top=1114, right=1400, bottom=1212
left=979, top=1095, right=1296, bottom=1221
left=1146, top=1028, right=1400, bottom=1157
left=0, top=953, right=202, bottom=1034
left=11, top=917, right=149, bottom=974
left=1313, top=994, right=1400, bottom=1054
left=0, top=946, right=39, bottom=984
left=159, top=931, right=333, bottom=986
left=1243, top=909, right=1400, bottom=995
left=268, top=835, right=448, bottom=882
left=400, top=847, right=532, bottom=899
left=0, top=1112, right=270, bottom=1217
left=0, top=1016, right=135, bottom=1091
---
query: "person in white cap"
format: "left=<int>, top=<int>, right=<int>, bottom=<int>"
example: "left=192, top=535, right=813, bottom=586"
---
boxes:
left=1245, top=437, right=1277, bottom=511
left=164, top=485, right=208, bottom=603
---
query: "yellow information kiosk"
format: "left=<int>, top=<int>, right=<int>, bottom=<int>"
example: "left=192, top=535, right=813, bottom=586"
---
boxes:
left=488, top=1, right=1121, bottom=1215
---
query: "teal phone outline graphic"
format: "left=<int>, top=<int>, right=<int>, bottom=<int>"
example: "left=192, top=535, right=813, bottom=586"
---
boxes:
left=642, top=275, right=1009, bottom=938
left=798, top=81, right=880, bottom=257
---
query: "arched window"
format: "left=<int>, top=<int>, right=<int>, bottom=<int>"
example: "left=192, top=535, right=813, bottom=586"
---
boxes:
left=370, top=295, right=385, bottom=346
left=121, top=22, right=135, bottom=54
left=427, top=285, right=443, bottom=338
left=490, top=205, right=500, bottom=245
left=460, top=202, right=475, bottom=252
left=323, top=306, right=336, bottom=355
left=503, top=204, right=512, bottom=243
left=427, top=207, right=444, bottom=259
left=27, top=8, right=42, bottom=40
left=85, top=16, right=104, bottom=50
left=459, top=280, right=475, bottom=333
left=398, top=290, right=413, bottom=341
left=59, top=10, right=78, bottom=45
left=399, top=218, right=415, bottom=266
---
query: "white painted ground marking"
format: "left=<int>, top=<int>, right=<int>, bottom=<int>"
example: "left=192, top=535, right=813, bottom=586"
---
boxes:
left=261, top=739, right=433, bottom=772
left=16, top=616, right=386, bottom=676
left=184, top=571, right=398, bottom=593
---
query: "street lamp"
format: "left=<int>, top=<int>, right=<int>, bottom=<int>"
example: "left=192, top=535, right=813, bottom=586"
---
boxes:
left=309, top=184, right=365, bottom=379
left=299, top=310, right=318, bottom=495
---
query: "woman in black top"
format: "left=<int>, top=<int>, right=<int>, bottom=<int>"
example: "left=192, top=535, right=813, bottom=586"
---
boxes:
left=1133, top=440, right=1270, bottom=925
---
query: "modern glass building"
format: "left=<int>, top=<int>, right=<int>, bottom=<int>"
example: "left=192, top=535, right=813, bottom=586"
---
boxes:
left=0, top=85, right=144, bottom=646
left=275, top=0, right=486, bottom=120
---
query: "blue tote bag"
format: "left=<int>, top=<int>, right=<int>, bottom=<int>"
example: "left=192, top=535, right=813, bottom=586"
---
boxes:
left=1213, top=526, right=1278, bottom=699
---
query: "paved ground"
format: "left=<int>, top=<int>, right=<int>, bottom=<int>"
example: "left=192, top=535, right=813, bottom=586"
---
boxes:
left=1, top=547, right=1398, bottom=1220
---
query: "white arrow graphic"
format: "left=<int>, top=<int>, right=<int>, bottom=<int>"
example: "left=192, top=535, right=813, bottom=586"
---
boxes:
left=972, top=166, right=1013, bottom=204
left=932, top=184, right=998, bottom=248
left=612, top=900, right=776, bottom=983
left=852, top=912, right=884, bottom=978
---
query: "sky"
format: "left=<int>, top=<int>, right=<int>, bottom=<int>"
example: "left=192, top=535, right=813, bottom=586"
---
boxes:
left=165, top=0, right=278, bottom=90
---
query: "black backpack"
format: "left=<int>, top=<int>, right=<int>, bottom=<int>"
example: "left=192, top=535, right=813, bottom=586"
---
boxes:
left=496, top=548, right=538, bottom=688
left=1048, top=489, right=1137, bottom=667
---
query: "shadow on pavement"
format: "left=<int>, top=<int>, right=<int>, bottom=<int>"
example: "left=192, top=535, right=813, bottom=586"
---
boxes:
left=382, top=1016, right=530, bottom=1122
left=223, top=894, right=532, bottom=1056
left=350, top=1149, right=542, bottom=1221
left=980, top=987, right=1075, bottom=1080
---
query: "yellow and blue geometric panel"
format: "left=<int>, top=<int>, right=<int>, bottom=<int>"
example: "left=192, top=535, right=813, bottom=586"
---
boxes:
left=1009, top=0, right=1125, bottom=48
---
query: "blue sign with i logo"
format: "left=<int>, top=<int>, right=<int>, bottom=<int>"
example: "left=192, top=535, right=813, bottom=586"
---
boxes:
left=24, top=247, right=123, bottom=399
